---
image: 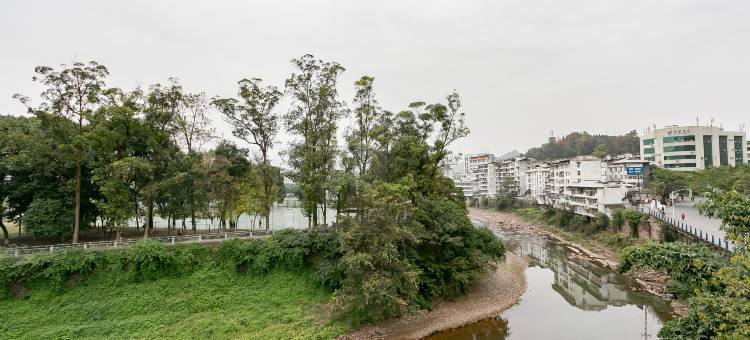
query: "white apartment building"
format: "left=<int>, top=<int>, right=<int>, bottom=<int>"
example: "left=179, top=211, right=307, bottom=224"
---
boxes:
left=467, top=154, right=495, bottom=197
left=492, top=157, right=534, bottom=196
left=453, top=173, right=478, bottom=198
left=526, top=156, right=647, bottom=217
left=602, top=159, right=650, bottom=191
left=526, top=163, right=551, bottom=205
left=747, top=140, right=750, bottom=164
left=640, top=125, right=746, bottom=171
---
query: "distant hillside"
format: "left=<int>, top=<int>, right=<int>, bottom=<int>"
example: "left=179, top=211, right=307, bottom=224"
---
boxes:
left=524, top=131, right=640, bottom=161
left=497, top=150, right=522, bottom=160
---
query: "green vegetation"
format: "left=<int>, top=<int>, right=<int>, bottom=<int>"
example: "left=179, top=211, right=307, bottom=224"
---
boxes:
left=618, top=189, right=750, bottom=339
left=1, top=54, right=505, bottom=335
left=0, top=230, right=346, bottom=339
left=647, top=164, right=750, bottom=203
left=524, top=130, right=640, bottom=160
left=1, top=269, right=343, bottom=339
left=513, top=207, right=640, bottom=250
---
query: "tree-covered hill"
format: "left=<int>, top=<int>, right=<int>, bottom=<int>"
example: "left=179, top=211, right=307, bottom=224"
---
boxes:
left=524, top=131, right=640, bottom=160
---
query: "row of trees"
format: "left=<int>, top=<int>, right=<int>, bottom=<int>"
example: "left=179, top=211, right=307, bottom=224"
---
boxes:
left=647, top=164, right=750, bottom=204
left=1, top=62, right=286, bottom=244
left=524, top=131, right=640, bottom=160
left=2, top=54, right=506, bottom=323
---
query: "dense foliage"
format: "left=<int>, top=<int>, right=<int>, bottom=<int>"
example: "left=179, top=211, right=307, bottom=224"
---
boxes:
left=2, top=54, right=505, bottom=330
left=618, top=242, right=727, bottom=298
left=618, top=189, right=750, bottom=339
left=0, top=229, right=335, bottom=299
left=524, top=130, right=640, bottom=160
left=514, top=207, right=637, bottom=248
left=647, top=164, right=750, bottom=203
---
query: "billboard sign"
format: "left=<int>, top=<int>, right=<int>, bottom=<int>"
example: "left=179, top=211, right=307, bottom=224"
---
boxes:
left=626, top=165, right=644, bottom=176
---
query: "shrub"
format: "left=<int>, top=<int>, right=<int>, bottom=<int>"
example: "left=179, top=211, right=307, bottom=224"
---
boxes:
left=23, top=198, right=75, bottom=239
left=623, top=209, right=644, bottom=238
left=658, top=222, right=678, bottom=243
left=592, top=213, right=610, bottom=233
left=127, top=240, right=176, bottom=281
left=618, top=242, right=727, bottom=298
left=611, top=209, right=624, bottom=232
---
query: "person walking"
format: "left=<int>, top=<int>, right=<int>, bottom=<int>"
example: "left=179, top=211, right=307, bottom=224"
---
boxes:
left=681, top=213, right=686, bottom=222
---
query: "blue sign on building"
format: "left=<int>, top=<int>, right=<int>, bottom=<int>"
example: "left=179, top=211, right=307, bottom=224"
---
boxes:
left=626, top=165, right=643, bottom=176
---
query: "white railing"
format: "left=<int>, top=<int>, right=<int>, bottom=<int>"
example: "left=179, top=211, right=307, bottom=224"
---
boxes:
left=641, top=207, right=733, bottom=252
left=1, top=230, right=268, bottom=258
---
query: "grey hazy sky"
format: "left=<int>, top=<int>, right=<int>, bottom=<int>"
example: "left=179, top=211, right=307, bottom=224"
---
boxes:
left=2, top=0, right=749, bottom=160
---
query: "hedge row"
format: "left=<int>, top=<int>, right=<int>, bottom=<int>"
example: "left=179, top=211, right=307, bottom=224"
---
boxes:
left=0, top=229, right=341, bottom=299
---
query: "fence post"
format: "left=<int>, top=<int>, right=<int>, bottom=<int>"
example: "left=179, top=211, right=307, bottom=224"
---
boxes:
left=15, top=248, right=19, bottom=257
left=49, top=246, right=54, bottom=254
left=711, top=235, right=714, bottom=244
left=725, top=240, right=729, bottom=250
left=224, top=234, right=228, bottom=240
left=171, top=237, right=175, bottom=245
left=198, top=235, right=202, bottom=242
left=84, top=243, right=87, bottom=250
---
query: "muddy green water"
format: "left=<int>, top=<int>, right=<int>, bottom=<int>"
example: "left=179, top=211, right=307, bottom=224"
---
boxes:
left=428, top=224, right=676, bottom=340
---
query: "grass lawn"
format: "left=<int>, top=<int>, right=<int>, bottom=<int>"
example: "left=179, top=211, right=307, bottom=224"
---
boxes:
left=0, top=269, right=348, bottom=339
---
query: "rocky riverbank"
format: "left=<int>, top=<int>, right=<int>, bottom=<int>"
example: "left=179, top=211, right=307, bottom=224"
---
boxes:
left=341, top=253, right=528, bottom=340
left=469, top=207, right=687, bottom=315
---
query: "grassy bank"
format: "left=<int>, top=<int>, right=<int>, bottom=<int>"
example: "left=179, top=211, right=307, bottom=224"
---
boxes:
left=512, top=207, right=646, bottom=253
left=0, top=269, right=346, bottom=339
left=0, top=230, right=347, bottom=339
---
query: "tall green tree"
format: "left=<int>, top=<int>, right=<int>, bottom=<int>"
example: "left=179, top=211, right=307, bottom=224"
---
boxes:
left=284, top=54, right=346, bottom=227
left=140, top=79, right=183, bottom=238
left=17, top=61, right=109, bottom=243
left=346, top=76, right=382, bottom=218
left=213, top=78, right=282, bottom=231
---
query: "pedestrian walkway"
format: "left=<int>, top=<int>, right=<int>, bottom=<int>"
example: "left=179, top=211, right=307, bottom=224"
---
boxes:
left=642, top=198, right=726, bottom=239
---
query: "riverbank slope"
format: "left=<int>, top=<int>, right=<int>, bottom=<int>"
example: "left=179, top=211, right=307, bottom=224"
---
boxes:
left=470, top=207, right=686, bottom=315
left=342, top=253, right=527, bottom=339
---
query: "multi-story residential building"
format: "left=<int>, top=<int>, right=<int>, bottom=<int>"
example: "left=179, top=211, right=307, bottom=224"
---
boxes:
left=453, top=173, right=478, bottom=198
left=526, top=163, right=551, bottom=205
left=526, top=156, right=647, bottom=217
left=492, top=157, right=534, bottom=196
left=467, top=154, right=495, bottom=197
left=602, top=158, right=650, bottom=191
left=747, top=140, right=750, bottom=164
left=640, top=125, right=746, bottom=171
left=439, top=153, right=467, bottom=179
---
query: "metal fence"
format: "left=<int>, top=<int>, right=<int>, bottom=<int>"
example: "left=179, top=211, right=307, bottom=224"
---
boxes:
left=1, top=230, right=270, bottom=258
left=640, top=207, right=733, bottom=252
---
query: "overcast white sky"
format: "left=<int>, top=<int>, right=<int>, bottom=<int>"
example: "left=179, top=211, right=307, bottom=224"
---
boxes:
left=2, top=0, right=749, bottom=162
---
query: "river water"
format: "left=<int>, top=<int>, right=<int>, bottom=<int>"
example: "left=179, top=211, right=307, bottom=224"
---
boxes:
left=428, top=223, right=677, bottom=340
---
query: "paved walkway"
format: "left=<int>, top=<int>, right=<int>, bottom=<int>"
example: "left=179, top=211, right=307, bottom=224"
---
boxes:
left=642, top=198, right=726, bottom=239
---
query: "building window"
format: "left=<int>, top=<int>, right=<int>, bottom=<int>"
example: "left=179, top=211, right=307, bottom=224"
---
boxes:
left=735, top=136, right=744, bottom=164
left=664, top=163, right=697, bottom=169
left=642, top=138, right=655, bottom=145
left=719, top=136, right=728, bottom=166
left=703, top=135, right=713, bottom=168
left=663, top=145, right=696, bottom=152
left=663, top=135, right=696, bottom=143
left=644, top=156, right=655, bottom=161
left=664, top=154, right=697, bottom=160
left=643, top=147, right=655, bottom=154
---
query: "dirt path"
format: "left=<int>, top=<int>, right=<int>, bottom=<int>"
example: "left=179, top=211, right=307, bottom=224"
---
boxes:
left=341, top=253, right=528, bottom=340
